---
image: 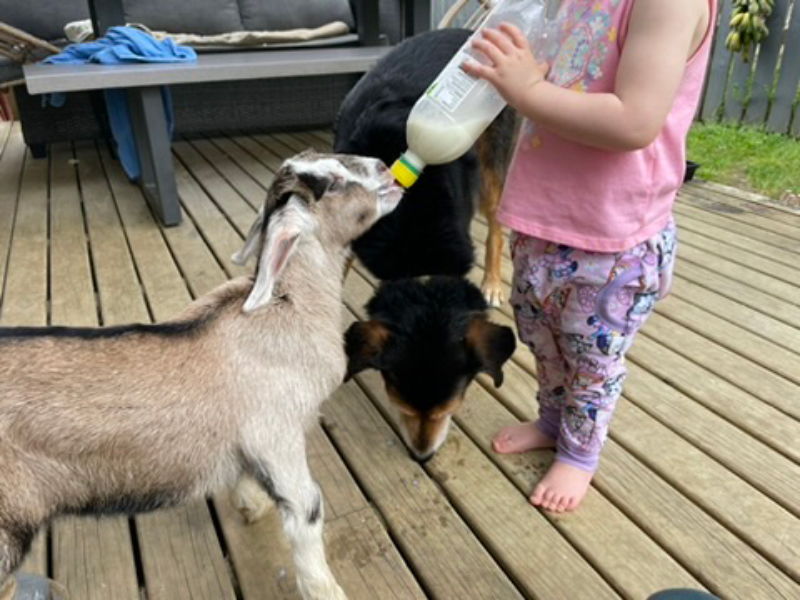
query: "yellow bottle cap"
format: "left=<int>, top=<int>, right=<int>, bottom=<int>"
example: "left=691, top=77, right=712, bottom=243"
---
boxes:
left=391, top=155, right=422, bottom=188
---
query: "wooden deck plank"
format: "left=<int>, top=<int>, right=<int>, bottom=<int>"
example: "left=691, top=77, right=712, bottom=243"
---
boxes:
left=679, top=188, right=800, bottom=237
left=598, top=444, right=800, bottom=599
left=0, top=123, right=25, bottom=296
left=0, top=142, right=48, bottom=326
left=677, top=227, right=800, bottom=287
left=171, top=155, right=249, bottom=280
left=188, top=140, right=267, bottom=209
left=628, top=324, right=800, bottom=460
left=0, top=137, right=48, bottom=579
left=674, top=203, right=800, bottom=254
left=228, top=133, right=286, bottom=173
left=324, top=381, right=527, bottom=600
left=648, top=299, right=800, bottom=400
left=210, top=135, right=277, bottom=188
left=613, top=399, right=800, bottom=581
left=666, top=277, right=800, bottom=356
left=135, top=504, right=237, bottom=600
left=687, top=181, right=800, bottom=220
left=631, top=328, right=800, bottom=454
left=49, top=143, right=141, bottom=600
left=98, top=146, right=191, bottom=321
left=675, top=260, right=800, bottom=329
left=74, top=141, right=150, bottom=325
left=624, top=365, right=800, bottom=517
left=676, top=239, right=800, bottom=306
left=173, top=140, right=256, bottom=236
left=0, top=120, right=11, bottom=157
left=75, top=141, right=238, bottom=600
left=50, top=144, right=97, bottom=327
left=673, top=212, right=800, bottom=268
left=187, top=137, right=267, bottom=206
left=345, top=268, right=702, bottom=599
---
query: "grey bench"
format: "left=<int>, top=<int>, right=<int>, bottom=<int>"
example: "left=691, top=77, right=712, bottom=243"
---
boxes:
left=24, top=48, right=389, bottom=226
left=22, top=0, right=429, bottom=227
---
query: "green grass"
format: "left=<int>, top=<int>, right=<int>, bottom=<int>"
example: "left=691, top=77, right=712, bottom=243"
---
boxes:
left=687, top=123, right=800, bottom=200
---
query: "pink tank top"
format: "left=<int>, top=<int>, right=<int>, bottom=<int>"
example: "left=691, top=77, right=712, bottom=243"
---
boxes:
left=498, top=0, right=716, bottom=252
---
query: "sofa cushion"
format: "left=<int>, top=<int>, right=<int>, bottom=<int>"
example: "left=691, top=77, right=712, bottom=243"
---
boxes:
left=0, top=0, right=89, bottom=41
left=123, top=0, right=244, bottom=34
left=237, top=0, right=355, bottom=32
left=0, top=56, right=23, bottom=84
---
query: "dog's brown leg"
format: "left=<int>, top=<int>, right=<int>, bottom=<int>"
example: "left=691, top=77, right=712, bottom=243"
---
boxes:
left=477, top=135, right=506, bottom=308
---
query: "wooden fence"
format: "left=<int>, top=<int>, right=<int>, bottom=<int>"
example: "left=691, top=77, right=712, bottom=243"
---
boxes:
left=431, top=0, right=800, bottom=136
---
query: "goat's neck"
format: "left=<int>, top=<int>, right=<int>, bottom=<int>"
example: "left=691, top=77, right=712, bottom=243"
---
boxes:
left=278, top=237, right=346, bottom=313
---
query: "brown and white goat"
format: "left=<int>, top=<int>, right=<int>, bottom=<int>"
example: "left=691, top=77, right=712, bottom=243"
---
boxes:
left=0, top=151, right=402, bottom=600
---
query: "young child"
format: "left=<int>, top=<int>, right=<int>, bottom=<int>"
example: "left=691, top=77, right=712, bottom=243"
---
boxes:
left=462, top=0, right=715, bottom=513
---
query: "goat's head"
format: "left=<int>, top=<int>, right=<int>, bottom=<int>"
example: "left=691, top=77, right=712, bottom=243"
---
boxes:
left=232, top=150, right=403, bottom=312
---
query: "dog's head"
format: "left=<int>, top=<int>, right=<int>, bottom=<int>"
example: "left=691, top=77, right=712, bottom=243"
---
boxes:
left=232, top=150, right=403, bottom=312
left=345, top=278, right=516, bottom=461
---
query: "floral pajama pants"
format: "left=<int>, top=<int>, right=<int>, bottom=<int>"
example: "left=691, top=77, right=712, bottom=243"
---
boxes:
left=509, top=220, right=678, bottom=472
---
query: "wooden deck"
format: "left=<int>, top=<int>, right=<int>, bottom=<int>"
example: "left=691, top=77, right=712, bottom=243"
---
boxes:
left=0, top=119, right=798, bottom=600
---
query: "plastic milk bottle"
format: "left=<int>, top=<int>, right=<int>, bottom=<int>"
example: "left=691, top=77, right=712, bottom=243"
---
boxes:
left=391, top=0, right=551, bottom=188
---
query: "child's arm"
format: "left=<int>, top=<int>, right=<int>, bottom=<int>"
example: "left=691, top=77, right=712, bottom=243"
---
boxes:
left=462, top=0, right=708, bottom=152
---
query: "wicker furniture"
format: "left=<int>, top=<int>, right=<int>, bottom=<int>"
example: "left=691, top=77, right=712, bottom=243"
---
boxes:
left=7, top=0, right=430, bottom=158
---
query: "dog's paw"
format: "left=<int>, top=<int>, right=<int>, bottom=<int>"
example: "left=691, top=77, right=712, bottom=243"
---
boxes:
left=481, top=279, right=506, bottom=308
left=230, top=476, right=273, bottom=524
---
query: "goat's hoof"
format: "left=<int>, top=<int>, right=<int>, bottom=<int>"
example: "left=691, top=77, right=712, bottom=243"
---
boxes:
left=481, top=281, right=505, bottom=308
left=298, top=579, right=348, bottom=600
left=2, top=574, right=69, bottom=600
left=230, top=477, right=273, bottom=524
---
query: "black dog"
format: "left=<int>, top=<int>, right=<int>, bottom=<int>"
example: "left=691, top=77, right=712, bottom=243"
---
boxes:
left=345, top=277, right=515, bottom=461
left=334, top=28, right=517, bottom=297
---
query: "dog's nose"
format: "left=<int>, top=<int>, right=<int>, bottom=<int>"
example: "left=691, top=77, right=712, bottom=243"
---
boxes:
left=375, top=160, right=389, bottom=174
left=412, top=449, right=434, bottom=464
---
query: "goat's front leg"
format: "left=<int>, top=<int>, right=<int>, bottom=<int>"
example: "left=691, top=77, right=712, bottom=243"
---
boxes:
left=247, top=446, right=346, bottom=600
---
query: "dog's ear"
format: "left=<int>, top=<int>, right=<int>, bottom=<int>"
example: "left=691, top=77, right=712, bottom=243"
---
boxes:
left=344, top=320, right=391, bottom=381
left=466, top=317, right=516, bottom=387
left=242, top=198, right=312, bottom=313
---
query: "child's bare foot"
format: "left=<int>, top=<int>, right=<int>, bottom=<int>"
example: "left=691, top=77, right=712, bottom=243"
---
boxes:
left=492, top=421, right=556, bottom=454
left=531, top=461, right=593, bottom=513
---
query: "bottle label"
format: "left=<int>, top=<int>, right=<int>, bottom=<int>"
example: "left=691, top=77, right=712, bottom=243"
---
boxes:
left=426, top=53, right=477, bottom=113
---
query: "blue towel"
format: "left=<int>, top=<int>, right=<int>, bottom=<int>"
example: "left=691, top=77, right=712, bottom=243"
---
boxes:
left=43, top=27, right=197, bottom=180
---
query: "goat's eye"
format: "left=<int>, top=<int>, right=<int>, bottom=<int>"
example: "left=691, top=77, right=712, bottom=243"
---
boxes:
left=329, top=175, right=346, bottom=192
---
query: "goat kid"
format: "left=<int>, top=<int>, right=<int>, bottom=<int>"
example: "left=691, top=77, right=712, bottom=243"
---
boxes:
left=0, top=151, right=402, bottom=600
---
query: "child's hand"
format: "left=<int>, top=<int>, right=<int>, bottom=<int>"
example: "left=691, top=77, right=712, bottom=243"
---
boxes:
left=462, top=23, right=548, bottom=108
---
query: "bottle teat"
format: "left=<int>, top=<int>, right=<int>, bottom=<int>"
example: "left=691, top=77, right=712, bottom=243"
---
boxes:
left=390, top=150, right=425, bottom=188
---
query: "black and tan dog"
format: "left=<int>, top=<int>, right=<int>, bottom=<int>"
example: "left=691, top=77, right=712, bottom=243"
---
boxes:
left=334, top=27, right=518, bottom=305
left=345, top=276, right=515, bottom=461
left=335, top=28, right=519, bottom=461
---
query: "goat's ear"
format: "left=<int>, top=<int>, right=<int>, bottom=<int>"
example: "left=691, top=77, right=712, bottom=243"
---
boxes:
left=465, top=317, right=516, bottom=387
left=232, top=205, right=268, bottom=266
left=242, top=199, right=310, bottom=313
left=344, top=320, right=391, bottom=381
